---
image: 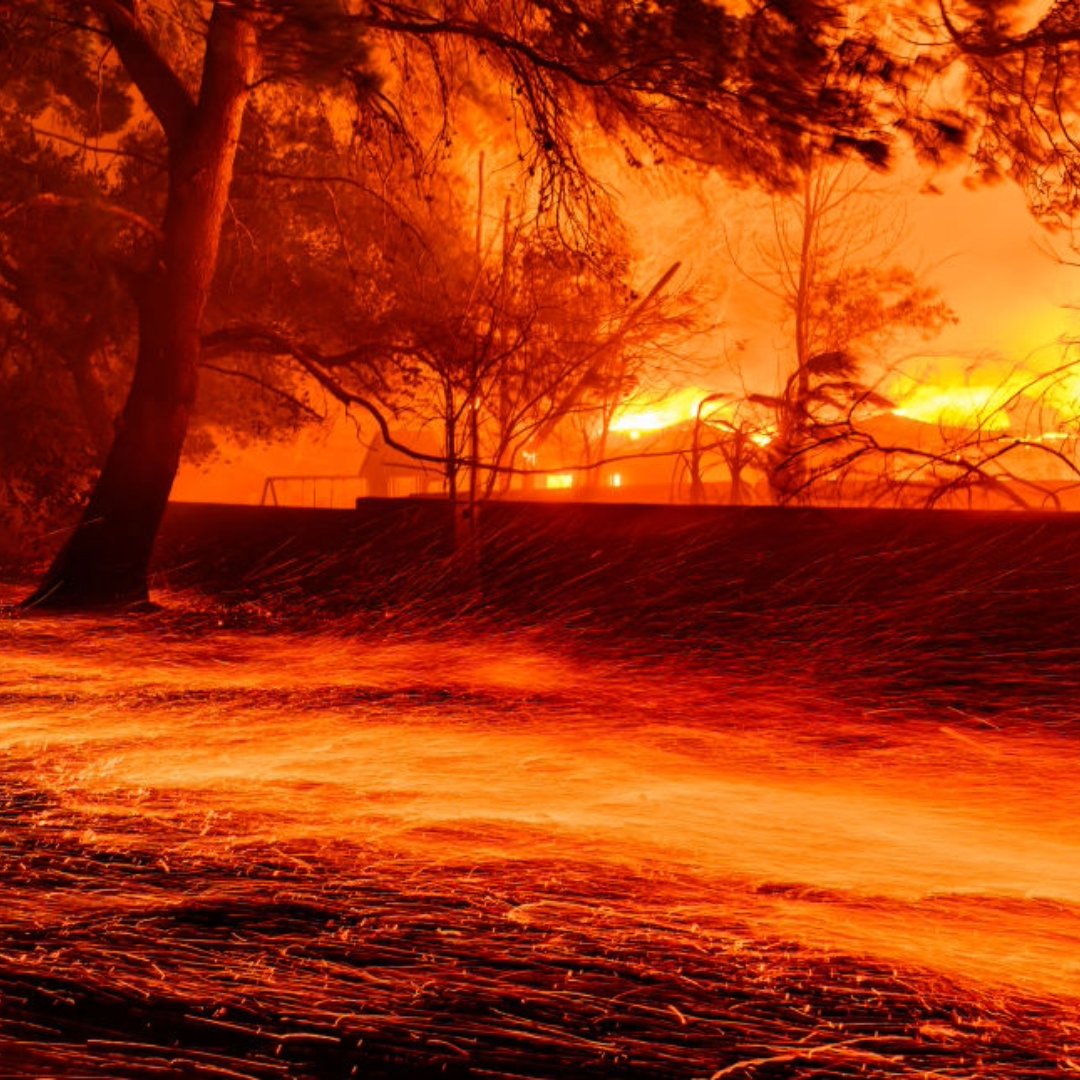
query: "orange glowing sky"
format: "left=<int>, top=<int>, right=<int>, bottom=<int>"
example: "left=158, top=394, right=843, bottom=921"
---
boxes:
left=629, top=160, right=1079, bottom=369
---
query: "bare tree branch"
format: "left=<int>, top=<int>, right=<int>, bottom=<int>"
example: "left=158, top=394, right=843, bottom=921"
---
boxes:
left=200, top=360, right=325, bottom=421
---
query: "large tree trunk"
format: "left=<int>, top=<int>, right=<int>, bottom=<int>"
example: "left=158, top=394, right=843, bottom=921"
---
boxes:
left=25, top=6, right=256, bottom=609
left=65, top=345, right=116, bottom=466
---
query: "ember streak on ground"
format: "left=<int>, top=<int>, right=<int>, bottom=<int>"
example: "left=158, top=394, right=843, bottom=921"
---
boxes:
left=0, top=588, right=1078, bottom=1077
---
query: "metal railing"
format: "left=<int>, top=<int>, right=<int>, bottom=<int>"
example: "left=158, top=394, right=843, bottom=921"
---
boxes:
left=260, top=475, right=368, bottom=508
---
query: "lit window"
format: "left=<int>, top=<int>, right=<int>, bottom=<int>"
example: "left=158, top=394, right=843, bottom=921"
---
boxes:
left=545, top=474, right=574, bottom=490
left=610, top=473, right=623, bottom=487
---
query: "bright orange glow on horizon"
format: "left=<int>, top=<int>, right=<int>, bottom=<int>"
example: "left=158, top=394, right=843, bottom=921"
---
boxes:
left=164, top=161, right=1080, bottom=509
left=609, top=387, right=728, bottom=436
left=885, top=354, right=1080, bottom=436
left=891, top=382, right=1016, bottom=431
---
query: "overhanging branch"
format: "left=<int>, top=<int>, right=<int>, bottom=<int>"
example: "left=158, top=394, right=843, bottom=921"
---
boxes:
left=201, top=323, right=446, bottom=466
left=200, top=360, right=325, bottom=421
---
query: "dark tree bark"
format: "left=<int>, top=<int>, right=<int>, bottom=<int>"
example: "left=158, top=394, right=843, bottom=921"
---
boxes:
left=65, top=346, right=116, bottom=465
left=26, top=3, right=257, bottom=608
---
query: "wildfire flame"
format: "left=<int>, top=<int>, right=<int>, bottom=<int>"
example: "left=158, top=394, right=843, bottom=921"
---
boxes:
left=607, top=355, right=1078, bottom=447
left=885, top=356, right=1078, bottom=437
left=609, top=387, right=720, bottom=436
left=892, top=385, right=1014, bottom=431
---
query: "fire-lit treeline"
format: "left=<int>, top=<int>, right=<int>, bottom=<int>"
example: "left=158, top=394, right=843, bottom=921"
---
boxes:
left=6, top=2, right=1080, bottom=599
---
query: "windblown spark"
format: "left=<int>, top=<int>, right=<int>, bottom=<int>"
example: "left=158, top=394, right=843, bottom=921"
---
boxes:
left=0, top=585, right=1077, bottom=1077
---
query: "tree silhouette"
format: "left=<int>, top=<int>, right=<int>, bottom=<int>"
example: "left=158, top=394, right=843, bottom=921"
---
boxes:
left=723, top=155, right=956, bottom=503
left=926, top=1, right=1080, bottom=231
left=15, top=2, right=261, bottom=607
left=9, top=0, right=896, bottom=608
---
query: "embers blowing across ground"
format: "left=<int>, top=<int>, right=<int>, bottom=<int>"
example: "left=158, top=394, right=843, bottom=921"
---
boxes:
left=2, top=503, right=1080, bottom=1077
